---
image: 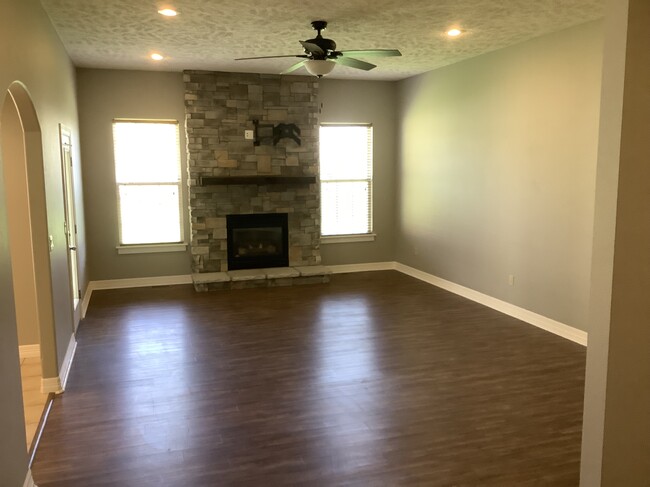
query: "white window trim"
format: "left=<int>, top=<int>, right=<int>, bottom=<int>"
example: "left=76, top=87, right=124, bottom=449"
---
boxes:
left=321, top=233, right=376, bottom=244
left=116, top=243, right=188, bottom=254
left=112, top=119, right=185, bottom=249
left=319, top=123, right=374, bottom=239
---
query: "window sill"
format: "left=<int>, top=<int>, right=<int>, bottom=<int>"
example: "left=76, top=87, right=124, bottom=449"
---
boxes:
left=321, top=234, right=376, bottom=244
left=116, top=243, right=188, bottom=254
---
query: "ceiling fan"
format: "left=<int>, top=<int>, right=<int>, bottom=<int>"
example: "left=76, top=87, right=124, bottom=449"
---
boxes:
left=235, top=20, right=402, bottom=77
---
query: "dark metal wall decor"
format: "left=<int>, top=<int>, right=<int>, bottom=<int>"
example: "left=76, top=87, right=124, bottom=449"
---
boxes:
left=273, top=123, right=301, bottom=145
left=252, top=119, right=301, bottom=146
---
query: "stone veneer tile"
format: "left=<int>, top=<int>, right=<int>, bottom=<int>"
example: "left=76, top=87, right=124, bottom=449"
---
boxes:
left=228, top=269, right=268, bottom=281
left=184, top=71, right=321, bottom=274
left=264, top=267, right=300, bottom=279
left=257, top=155, right=272, bottom=173
left=294, top=265, right=332, bottom=277
left=192, top=272, right=230, bottom=284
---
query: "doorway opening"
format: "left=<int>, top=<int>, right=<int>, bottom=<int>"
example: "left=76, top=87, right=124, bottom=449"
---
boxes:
left=1, top=82, right=59, bottom=452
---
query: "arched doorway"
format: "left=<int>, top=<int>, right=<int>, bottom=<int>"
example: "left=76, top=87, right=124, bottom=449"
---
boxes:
left=0, top=82, right=60, bottom=451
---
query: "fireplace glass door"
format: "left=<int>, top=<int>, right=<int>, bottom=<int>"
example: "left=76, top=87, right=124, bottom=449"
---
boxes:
left=226, top=213, right=289, bottom=270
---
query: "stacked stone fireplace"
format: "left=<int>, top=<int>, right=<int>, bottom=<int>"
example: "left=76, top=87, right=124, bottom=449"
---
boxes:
left=184, top=71, right=321, bottom=277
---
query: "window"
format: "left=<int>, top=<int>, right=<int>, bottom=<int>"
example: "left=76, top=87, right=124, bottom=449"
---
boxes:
left=319, top=124, right=373, bottom=238
left=112, top=120, right=183, bottom=247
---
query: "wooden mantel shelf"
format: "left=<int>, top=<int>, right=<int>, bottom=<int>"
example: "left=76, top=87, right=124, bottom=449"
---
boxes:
left=199, top=176, right=316, bottom=186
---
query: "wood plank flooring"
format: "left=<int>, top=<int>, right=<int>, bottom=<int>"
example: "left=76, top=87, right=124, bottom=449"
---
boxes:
left=32, top=271, right=586, bottom=486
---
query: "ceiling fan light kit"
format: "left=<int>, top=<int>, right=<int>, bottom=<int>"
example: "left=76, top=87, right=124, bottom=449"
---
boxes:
left=304, top=60, right=335, bottom=77
left=235, top=20, right=401, bottom=77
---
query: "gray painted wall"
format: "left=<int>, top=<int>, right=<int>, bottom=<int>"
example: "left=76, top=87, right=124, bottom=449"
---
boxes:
left=0, top=164, right=28, bottom=487
left=319, top=79, right=397, bottom=265
left=77, top=72, right=398, bottom=278
left=396, top=21, right=604, bottom=331
left=0, top=0, right=85, bottom=483
left=76, top=69, right=192, bottom=280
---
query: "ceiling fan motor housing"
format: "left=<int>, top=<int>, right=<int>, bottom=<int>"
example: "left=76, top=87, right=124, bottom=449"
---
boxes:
left=304, top=37, right=337, bottom=58
left=306, top=20, right=337, bottom=59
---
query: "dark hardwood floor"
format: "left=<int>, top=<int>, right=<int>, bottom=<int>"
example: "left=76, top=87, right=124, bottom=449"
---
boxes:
left=32, top=271, right=586, bottom=486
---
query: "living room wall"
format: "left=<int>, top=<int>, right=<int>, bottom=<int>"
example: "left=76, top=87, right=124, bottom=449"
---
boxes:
left=319, top=79, right=397, bottom=265
left=76, top=69, right=192, bottom=281
left=396, top=20, right=604, bottom=332
left=77, top=71, right=397, bottom=280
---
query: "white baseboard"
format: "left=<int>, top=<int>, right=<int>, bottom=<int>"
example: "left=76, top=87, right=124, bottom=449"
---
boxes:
left=41, top=376, right=61, bottom=394
left=23, top=469, right=36, bottom=487
left=394, top=263, right=588, bottom=346
left=328, top=262, right=397, bottom=274
left=59, top=334, right=77, bottom=391
left=73, top=298, right=81, bottom=331
left=89, top=274, right=193, bottom=290
left=81, top=274, right=193, bottom=318
left=81, top=283, right=92, bottom=319
left=40, top=333, right=77, bottom=394
left=19, top=344, right=40, bottom=359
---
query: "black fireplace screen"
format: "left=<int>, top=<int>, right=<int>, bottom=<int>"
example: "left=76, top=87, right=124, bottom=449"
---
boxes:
left=226, top=213, right=289, bottom=270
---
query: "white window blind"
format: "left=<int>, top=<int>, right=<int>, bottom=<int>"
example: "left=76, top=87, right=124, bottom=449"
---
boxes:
left=319, top=124, right=373, bottom=236
left=112, top=120, right=183, bottom=245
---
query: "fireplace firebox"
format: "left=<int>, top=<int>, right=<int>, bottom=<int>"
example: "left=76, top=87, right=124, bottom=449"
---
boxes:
left=226, top=213, right=289, bottom=270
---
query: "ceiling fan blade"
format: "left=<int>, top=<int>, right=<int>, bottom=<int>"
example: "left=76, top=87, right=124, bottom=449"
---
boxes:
left=334, top=56, right=376, bottom=71
left=281, top=60, right=307, bottom=75
left=339, top=49, right=402, bottom=58
left=299, top=40, right=324, bottom=55
left=235, top=54, right=308, bottom=61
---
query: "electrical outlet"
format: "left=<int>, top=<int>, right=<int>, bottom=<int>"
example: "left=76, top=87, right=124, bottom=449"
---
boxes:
left=49, top=235, right=54, bottom=252
left=244, top=130, right=254, bottom=140
left=508, top=274, right=515, bottom=286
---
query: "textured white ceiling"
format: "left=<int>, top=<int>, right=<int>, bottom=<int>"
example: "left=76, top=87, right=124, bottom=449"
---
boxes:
left=40, top=0, right=604, bottom=80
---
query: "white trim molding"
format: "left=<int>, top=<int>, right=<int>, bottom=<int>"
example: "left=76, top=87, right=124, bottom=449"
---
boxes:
left=81, top=283, right=92, bottom=319
left=40, top=333, right=77, bottom=394
left=321, top=234, right=376, bottom=244
left=41, top=376, right=62, bottom=394
left=90, top=274, right=192, bottom=290
left=23, top=469, right=36, bottom=487
left=59, top=334, right=77, bottom=391
left=81, top=274, right=193, bottom=318
left=394, top=263, right=588, bottom=346
left=19, top=344, right=40, bottom=359
left=73, top=297, right=82, bottom=332
left=328, top=262, right=397, bottom=274
left=116, top=243, right=188, bottom=254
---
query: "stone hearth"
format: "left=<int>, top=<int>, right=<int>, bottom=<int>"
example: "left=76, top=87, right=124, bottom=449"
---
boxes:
left=192, top=265, right=332, bottom=292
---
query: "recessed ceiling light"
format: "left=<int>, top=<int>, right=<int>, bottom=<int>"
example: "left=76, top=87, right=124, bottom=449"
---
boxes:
left=158, top=8, right=177, bottom=17
left=447, top=28, right=462, bottom=37
left=151, top=53, right=164, bottom=61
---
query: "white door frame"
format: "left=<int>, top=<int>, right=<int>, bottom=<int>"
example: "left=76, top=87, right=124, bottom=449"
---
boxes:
left=59, top=125, right=80, bottom=320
